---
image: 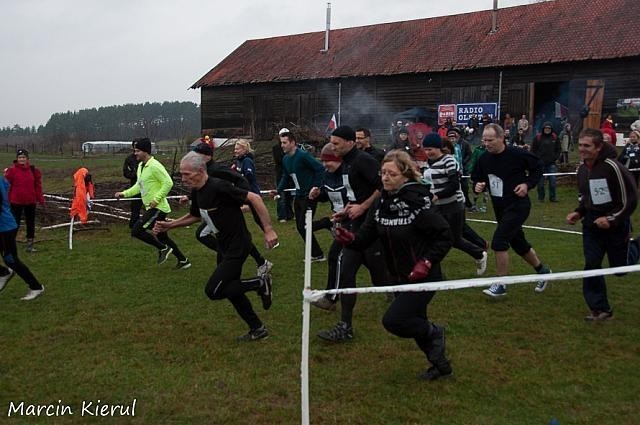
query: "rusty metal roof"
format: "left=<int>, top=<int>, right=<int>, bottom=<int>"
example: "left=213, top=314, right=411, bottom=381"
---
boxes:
left=192, top=0, right=639, bottom=88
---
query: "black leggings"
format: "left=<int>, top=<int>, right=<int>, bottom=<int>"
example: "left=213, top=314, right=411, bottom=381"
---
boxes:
left=0, top=228, right=42, bottom=290
left=293, top=197, right=323, bottom=258
left=11, top=204, right=36, bottom=239
left=338, top=240, right=389, bottom=325
left=131, top=209, right=186, bottom=261
left=382, top=289, right=436, bottom=359
left=441, top=209, right=484, bottom=260
left=204, top=251, right=263, bottom=330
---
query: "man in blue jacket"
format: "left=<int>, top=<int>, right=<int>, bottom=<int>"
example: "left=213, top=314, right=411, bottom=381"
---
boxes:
left=273, top=131, right=325, bottom=261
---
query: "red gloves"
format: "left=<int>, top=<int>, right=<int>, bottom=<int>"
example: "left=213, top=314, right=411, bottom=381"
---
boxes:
left=408, top=259, right=432, bottom=282
left=334, top=227, right=355, bottom=245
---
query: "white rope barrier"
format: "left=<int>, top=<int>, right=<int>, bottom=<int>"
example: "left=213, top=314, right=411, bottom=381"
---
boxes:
left=303, top=264, right=640, bottom=302
left=41, top=220, right=100, bottom=230
left=466, top=218, right=583, bottom=235
left=461, top=171, right=577, bottom=179
left=44, top=193, right=185, bottom=202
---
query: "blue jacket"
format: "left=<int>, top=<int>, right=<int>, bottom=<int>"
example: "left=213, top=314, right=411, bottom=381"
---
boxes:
left=0, top=179, right=18, bottom=232
left=277, top=148, right=324, bottom=197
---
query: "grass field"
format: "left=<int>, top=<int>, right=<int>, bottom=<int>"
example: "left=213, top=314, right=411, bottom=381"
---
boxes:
left=1, top=152, right=639, bottom=424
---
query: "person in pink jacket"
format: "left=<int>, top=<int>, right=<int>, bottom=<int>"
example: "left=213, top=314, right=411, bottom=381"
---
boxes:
left=4, top=149, right=44, bottom=252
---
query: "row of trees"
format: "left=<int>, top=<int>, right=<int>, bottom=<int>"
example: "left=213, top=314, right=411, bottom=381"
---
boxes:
left=0, top=101, right=201, bottom=152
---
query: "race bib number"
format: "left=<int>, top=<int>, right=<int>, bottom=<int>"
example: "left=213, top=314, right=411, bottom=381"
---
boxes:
left=488, top=174, right=504, bottom=197
left=423, top=169, right=433, bottom=186
left=199, top=208, right=220, bottom=235
left=342, top=175, right=356, bottom=201
left=589, top=178, right=612, bottom=205
left=328, top=191, right=345, bottom=212
left=290, top=173, right=301, bottom=190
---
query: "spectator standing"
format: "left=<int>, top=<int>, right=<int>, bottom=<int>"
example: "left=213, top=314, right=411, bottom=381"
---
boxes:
left=468, top=114, right=480, bottom=145
left=531, top=122, right=561, bottom=202
left=5, top=149, right=44, bottom=252
left=122, top=142, right=143, bottom=229
left=566, top=128, right=638, bottom=320
left=617, top=129, right=640, bottom=184
left=387, top=127, right=411, bottom=152
left=559, top=123, right=572, bottom=164
left=517, top=114, right=530, bottom=139
left=0, top=174, right=44, bottom=300
left=600, top=118, right=617, bottom=146
left=513, top=128, right=527, bottom=147
left=472, top=124, right=552, bottom=297
left=408, top=129, right=429, bottom=173
left=231, top=139, right=260, bottom=194
left=447, top=127, right=473, bottom=209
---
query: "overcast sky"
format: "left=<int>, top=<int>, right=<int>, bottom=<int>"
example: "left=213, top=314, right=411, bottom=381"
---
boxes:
left=0, top=0, right=534, bottom=128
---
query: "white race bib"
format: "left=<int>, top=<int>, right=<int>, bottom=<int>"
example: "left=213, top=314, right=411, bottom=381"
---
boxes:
left=138, top=181, right=145, bottom=196
left=328, top=191, right=345, bottom=212
left=589, top=178, right=612, bottom=205
left=199, top=208, right=220, bottom=235
left=342, top=174, right=356, bottom=201
left=290, top=173, right=301, bottom=190
left=422, top=169, right=433, bottom=186
left=488, top=174, right=504, bottom=197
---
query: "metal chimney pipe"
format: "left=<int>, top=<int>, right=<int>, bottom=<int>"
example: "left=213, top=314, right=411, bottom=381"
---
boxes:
left=324, top=3, right=331, bottom=51
left=491, top=0, right=498, bottom=34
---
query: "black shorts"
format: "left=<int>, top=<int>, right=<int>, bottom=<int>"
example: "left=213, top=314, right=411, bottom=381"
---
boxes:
left=491, top=200, right=532, bottom=255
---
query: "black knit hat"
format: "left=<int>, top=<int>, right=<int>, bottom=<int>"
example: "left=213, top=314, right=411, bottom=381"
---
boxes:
left=447, top=127, right=463, bottom=136
left=398, top=126, right=409, bottom=135
left=193, top=142, right=213, bottom=156
left=332, top=125, right=356, bottom=142
left=16, top=149, right=29, bottom=158
left=133, top=138, right=152, bottom=154
left=422, top=133, right=443, bottom=149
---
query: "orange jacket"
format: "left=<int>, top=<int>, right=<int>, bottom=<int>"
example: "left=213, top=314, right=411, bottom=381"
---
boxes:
left=70, top=168, right=94, bottom=223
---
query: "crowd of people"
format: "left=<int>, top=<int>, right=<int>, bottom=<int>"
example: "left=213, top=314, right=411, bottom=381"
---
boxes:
left=1, top=112, right=639, bottom=382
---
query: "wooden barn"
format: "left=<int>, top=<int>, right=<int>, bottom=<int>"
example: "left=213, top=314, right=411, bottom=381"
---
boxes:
left=192, top=0, right=640, bottom=144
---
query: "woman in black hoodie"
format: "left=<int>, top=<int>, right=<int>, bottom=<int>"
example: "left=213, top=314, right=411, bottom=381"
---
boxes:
left=335, top=150, right=454, bottom=380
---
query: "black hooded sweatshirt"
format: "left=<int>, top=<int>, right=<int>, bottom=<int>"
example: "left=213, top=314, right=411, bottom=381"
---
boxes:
left=349, top=182, right=452, bottom=282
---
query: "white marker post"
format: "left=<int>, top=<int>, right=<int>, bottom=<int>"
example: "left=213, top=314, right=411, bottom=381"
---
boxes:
left=300, top=209, right=313, bottom=425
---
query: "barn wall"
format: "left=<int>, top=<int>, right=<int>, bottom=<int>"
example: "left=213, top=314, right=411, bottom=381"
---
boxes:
left=200, top=57, right=640, bottom=144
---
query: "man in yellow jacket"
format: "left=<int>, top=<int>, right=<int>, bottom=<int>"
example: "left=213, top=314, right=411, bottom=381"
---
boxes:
left=115, top=138, right=190, bottom=269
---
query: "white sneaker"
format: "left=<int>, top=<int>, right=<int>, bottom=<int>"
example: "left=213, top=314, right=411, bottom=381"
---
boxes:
left=0, top=268, right=15, bottom=292
left=476, top=251, right=488, bottom=276
left=257, top=260, right=273, bottom=278
left=21, top=286, right=45, bottom=301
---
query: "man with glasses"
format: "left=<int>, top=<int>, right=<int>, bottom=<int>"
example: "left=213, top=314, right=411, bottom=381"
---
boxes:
left=355, top=127, right=384, bottom=163
left=472, top=124, right=552, bottom=297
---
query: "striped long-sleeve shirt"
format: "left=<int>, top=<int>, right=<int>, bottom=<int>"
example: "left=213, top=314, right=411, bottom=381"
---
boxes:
left=423, top=154, right=465, bottom=214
